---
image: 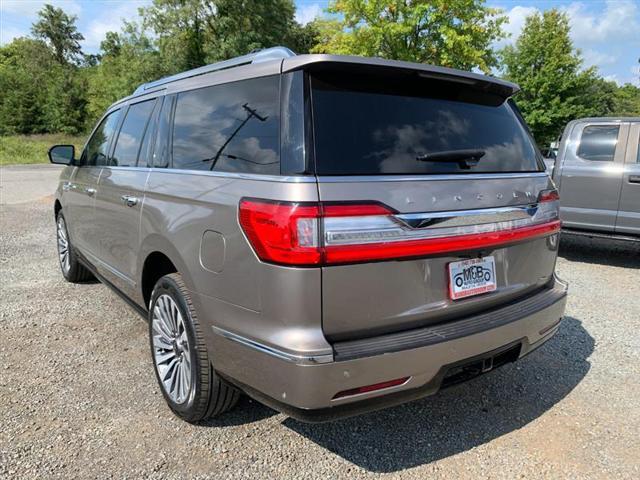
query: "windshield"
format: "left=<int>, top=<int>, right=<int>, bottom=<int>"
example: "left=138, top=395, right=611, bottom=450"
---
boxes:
left=310, top=73, right=542, bottom=175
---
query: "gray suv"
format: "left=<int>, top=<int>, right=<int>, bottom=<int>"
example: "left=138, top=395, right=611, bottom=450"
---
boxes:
left=49, top=47, right=568, bottom=423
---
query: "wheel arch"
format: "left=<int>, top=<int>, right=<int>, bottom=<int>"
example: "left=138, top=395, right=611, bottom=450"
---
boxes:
left=138, top=234, right=194, bottom=309
left=54, top=199, right=62, bottom=219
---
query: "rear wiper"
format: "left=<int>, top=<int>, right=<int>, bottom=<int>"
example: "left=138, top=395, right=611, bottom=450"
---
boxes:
left=416, top=149, right=485, bottom=169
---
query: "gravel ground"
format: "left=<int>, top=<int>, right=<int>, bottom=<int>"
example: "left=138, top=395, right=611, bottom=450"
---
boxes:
left=1, top=166, right=639, bottom=479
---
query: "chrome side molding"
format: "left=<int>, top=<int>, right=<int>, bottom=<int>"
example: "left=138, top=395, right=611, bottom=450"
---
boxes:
left=212, top=326, right=334, bottom=365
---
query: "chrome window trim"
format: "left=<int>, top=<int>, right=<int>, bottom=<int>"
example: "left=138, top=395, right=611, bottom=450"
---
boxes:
left=99, top=169, right=548, bottom=183
left=212, top=326, right=334, bottom=365
left=315, top=172, right=548, bottom=182
left=147, top=168, right=317, bottom=183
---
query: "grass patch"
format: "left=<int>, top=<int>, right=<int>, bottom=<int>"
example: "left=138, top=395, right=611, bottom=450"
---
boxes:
left=0, top=134, right=86, bottom=166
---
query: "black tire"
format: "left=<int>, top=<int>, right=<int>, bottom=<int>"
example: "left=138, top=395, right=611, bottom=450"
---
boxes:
left=55, top=211, right=94, bottom=283
left=148, top=273, right=239, bottom=422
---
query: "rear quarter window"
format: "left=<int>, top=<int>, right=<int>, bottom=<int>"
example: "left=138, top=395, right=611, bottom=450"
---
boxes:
left=310, top=74, right=541, bottom=175
left=172, top=76, right=280, bottom=174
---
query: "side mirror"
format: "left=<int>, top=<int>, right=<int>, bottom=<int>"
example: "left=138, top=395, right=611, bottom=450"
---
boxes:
left=48, top=145, right=75, bottom=165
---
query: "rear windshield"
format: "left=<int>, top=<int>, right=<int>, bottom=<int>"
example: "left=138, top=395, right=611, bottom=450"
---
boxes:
left=310, top=73, right=542, bottom=175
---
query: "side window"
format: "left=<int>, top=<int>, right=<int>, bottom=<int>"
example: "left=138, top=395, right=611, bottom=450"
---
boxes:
left=137, top=98, right=162, bottom=168
left=151, top=96, right=174, bottom=168
left=172, top=76, right=280, bottom=174
left=577, top=125, right=619, bottom=162
left=82, top=110, right=121, bottom=166
left=111, top=99, right=157, bottom=167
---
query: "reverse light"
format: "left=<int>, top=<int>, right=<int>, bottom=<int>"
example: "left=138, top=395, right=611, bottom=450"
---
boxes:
left=238, top=196, right=561, bottom=267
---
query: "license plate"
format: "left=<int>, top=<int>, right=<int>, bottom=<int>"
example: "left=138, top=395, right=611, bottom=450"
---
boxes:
left=448, top=256, right=497, bottom=300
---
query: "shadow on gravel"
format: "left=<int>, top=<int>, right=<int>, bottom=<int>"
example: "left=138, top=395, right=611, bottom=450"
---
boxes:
left=199, top=396, right=278, bottom=427
left=559, top=234, right=640, bottom=269
left=284, top=316, right=593, bottom=473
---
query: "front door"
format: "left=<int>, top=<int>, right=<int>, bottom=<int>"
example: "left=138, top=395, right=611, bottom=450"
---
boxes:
left=557, top=122, right=628, bottom=232
left=93, top=98, right=158, bottom=297
left=616, top=122, right=640, bottom=236
left=65, top=109, right=122, bottom=256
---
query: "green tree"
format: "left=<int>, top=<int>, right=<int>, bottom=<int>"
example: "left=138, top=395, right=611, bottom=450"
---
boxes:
left=612, top=83, right=640, bottom=116
left=142, top=0, right=315, bottom=72
left=143, top=0, right=209, bottom=71
left=85, top=22, right=165, bottom=126
left=205, top=0, right=302, bottom=60
left=501, top=10, right=615, bottom=146
left=31, top=4, right=84, bottom=65
left=0, top=37, right=86, bottom=135
left=311, top=0, right=506, bottom=73
left=0, top=38, right=51, bottom=134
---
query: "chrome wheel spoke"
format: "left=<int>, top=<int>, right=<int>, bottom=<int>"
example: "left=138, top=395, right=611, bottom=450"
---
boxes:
left=56, top=217, right=71, bottom=273
left=152, top=293, right=192, bottom=404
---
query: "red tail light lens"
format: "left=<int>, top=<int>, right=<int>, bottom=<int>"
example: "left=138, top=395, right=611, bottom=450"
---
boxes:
left=238, top=199, right=321, bottom=266
left=239, top=197, right=561, bottom=267
left=538, top=189, right=560, bottom=202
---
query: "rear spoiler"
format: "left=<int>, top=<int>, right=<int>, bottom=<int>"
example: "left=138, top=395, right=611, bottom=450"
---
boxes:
left=282, top=54, right=519, bottom=100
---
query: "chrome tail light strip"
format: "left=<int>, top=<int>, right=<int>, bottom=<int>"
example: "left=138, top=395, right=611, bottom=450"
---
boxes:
left=323, top=202, right=560, bottom=247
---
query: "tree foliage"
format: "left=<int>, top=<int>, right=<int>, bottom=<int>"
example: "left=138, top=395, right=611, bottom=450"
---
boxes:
left=142, top=0, right=315, bottom=72
left=312, top=0, right=507, bottom=73
left=85, top=22, right=165, bottom=124
left=1, top=1, right=638, bottom=139
left=31, top=4, right=84, bottom=65
left=612, top=83, right=640, bottom=116
left=500, top=9, right=631, bottom=145
left=0, top=38, right=85, bottom=134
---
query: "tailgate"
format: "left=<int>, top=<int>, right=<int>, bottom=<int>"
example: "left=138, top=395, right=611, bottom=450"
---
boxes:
left=318, top=175, right=559, bottom=340
left=308, top=66, right=559, bottom=341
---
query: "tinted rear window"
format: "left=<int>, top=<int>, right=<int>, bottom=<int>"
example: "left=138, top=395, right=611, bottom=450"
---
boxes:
left=311, top=74, right=541, bottom=175
left=172, top=76, right=280, bottom=174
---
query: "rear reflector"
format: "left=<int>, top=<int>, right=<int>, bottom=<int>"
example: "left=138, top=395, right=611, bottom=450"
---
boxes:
left=238, top=196, right=561, bottom=267
left=333, top=377, right=410, bottom=399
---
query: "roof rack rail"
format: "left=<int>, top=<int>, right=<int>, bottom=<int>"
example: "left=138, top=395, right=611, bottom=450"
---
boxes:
left=133, top=46, right=296, bottom=95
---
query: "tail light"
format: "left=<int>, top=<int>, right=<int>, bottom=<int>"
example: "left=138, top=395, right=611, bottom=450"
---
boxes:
left=239, top=193, right=561, bottom=267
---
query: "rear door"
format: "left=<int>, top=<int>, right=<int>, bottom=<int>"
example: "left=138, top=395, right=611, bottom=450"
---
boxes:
left=309, top=70, right=560, bottom=340
left=557, top=122, right=628, bottom=232
left=65, top=109, right=121, bottom=256
left=93, top=97, right=159, bottom=296
left=616, top=122, right=640, bottom=235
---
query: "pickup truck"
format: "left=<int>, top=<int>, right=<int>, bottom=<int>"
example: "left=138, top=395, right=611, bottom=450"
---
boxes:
left=547, top=117, right=639, bottom=240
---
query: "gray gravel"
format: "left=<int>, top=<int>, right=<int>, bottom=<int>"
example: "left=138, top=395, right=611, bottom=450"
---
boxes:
left=1, top=166, right=639, bottom=479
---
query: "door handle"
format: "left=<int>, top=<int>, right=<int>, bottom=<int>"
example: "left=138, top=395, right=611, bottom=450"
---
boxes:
left=121, top=195, right=139, bottom=207
left=629, top=175, right=640, bottom=184
left=85, top=187, right=96, bottom=196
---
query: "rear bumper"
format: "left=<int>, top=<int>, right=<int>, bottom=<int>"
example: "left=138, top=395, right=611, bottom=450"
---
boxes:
left=211, top=279, right=568, bottom=422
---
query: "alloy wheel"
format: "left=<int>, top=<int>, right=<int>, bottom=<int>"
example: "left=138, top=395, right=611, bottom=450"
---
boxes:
left=56, top=216, right=70, bottom=274
left=151, top=294, right=193, bottom=404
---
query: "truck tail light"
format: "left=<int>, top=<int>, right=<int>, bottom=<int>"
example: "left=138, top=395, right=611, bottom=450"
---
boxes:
left=238, top=197, right=561, bottom=267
